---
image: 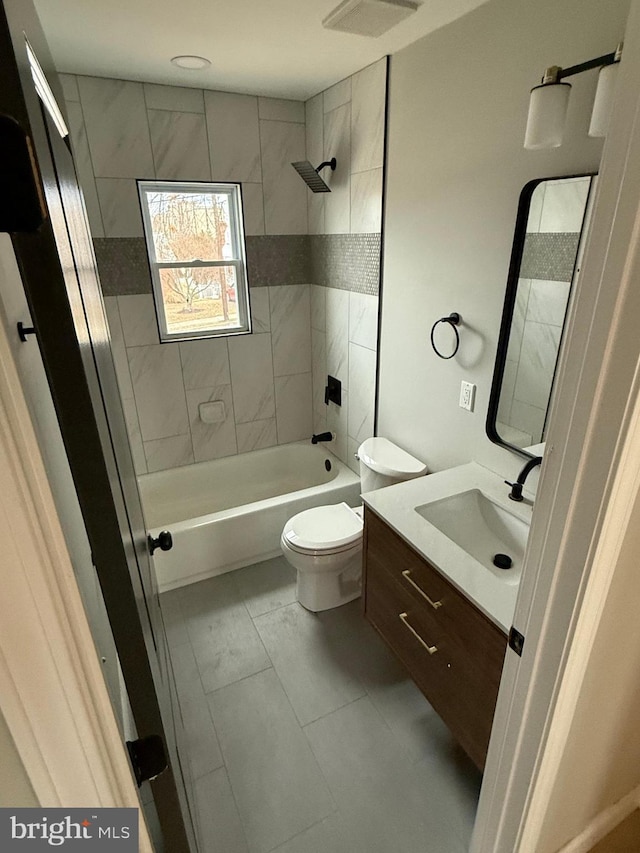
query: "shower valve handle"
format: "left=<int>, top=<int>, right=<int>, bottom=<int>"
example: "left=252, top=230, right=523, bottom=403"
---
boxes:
left=148, top=530, right=173, bottom=555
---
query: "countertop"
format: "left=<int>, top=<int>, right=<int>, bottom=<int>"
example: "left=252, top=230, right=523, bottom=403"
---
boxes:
left=362, top=462, right=533, bottom=634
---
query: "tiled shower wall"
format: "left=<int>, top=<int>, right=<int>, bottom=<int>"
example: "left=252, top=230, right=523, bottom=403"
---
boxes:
left=305, top=58, right=387, bottom=473
left=61, top=73, right=312, bottom=474
left=60, top=59, right=386, bottom=476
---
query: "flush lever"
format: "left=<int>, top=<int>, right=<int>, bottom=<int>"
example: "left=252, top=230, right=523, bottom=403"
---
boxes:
left=148, top=530, right=173, bottom=555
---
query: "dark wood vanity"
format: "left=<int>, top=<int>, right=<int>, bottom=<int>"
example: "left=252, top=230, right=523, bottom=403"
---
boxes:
left=363, top=507, right=508, bottom=770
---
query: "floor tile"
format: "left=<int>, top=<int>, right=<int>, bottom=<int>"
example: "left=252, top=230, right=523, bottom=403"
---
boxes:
left=304, top=697, right=459, bottom=853
left=159, top=589, right=189, bottom=648
left=254, top=603, right=366, bottom=726
left=233, top=556, right=297, bottom=618
left=169, top=644, right=224, bottom=780
left=208, top=669, right=335, bottom=853
left=194, top=767, right=248, bottom=853
left=180, top=574, right=272, bottom=693
left=270, top=813, right=351, bottom=853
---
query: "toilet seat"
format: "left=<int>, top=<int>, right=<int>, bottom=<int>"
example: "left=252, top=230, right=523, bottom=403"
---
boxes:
left=282, top=502, right=363, bottom=556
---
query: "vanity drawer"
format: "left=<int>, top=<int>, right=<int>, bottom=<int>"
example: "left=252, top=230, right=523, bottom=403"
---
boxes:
left=363, top=508, right=507, bottom=769
left=365, top=509, right=507, bottom=668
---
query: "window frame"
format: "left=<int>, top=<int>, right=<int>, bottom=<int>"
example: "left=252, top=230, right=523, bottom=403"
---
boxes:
left=137, top=180, right=252, bottom=343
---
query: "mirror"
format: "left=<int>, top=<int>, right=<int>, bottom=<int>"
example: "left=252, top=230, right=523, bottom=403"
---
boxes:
left=487, top=173, right=597, bottom=457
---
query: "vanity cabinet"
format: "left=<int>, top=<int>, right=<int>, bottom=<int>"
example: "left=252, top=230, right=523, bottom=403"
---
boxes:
left=363, top=508, right=507, bottom=770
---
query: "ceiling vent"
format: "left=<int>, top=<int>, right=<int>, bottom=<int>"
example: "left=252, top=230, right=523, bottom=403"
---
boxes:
left=322, top=0, right=419, bottom=37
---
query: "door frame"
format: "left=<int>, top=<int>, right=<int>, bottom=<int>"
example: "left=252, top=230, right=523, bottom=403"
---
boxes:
left=473, top=1, right=640, bottom=849
left=0, top=262, right=151, bottom=849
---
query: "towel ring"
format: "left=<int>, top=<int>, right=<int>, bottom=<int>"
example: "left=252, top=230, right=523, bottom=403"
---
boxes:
left=430, top=313, right=461, bottom=359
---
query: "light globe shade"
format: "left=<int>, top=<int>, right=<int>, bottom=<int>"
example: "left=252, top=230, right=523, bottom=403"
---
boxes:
left=524, top=82, right=571, bottom=149
left=589, top=61, right=619, bottom=137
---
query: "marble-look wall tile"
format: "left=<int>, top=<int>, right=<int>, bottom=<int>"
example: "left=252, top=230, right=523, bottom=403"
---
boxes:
left=59, top=73, right=79, bottom=103
left=269, top=285, right=311, bottom=376
left=505, top=278, right=530, bottom=364
left=349, top=292, right=378, bottom=351
left=179, top=338, right=231, bottom=390
left=77, top=76, right=154, bottom=179
left=327, top=392, right=348, bottom=464
left=258, top=98, right=305, bottom=123
left=513, top=321, right=561, bottom=411
left=324, top=78, right=351, bottom=113
left=311, top=327, right=327, bottom=423
left=305, top=94, right=324, bottom=168
left=347, top=437, right=360, bottom=475
left=350, top=169, right=383, bottom=234
left=148, top=110, right=211, bottom=181
left=539, top=178, right=591, bottom=233
left=347, top=343, right=376, bottom=444
left=249, top=288, right=270, bottom=333
left=497, top=358, right=517, bottom=424
left=307, top=192, right=325, bottom=236
left=65, top=101, right=104, bottom=237
left=104, top=297, right=135, bottom=401
left=186, top=385, right=238, bottom=462
left=128, top=344, right=188, bottom=440
left=323, top=105, right=351, bottom=234
left=236, top=418, right=278, bottom=453
left=509, top=400, right=545, bottom=443
left=325, top=288, right=349, bottom=387
left=96, top=178, right=143, bottom=238
left=205, top=92, right=262, bottom=183
left=118, top=294, right=159, bottom=346
left=144, top=434, right=194, bottom=473
left=275, top=374, right=312, bottom=444
left=144, top=83, right=205, bottom=113
left=311, top=285, right=326, bottom=332
left=241, top=183, right=265, bottom=236
left=350, top=59, right=386, bottom=174
left=228, top=333, right=276, bottom=423
left=122, top=396, right=147, bottom=475
left=260, top=121, right=307, bottom=235
left=526, top=279, right=571, bottom=326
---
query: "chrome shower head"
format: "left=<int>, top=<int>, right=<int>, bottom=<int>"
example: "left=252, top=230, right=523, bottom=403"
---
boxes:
left=291, top=158, right=337, bottom=193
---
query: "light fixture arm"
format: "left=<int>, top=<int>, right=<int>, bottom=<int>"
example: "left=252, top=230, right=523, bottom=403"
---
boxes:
left=556, top=49, right=619, bottom=82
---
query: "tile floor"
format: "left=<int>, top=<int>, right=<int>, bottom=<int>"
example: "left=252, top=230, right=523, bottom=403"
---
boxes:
left=160, top=556, right=482, bottom=853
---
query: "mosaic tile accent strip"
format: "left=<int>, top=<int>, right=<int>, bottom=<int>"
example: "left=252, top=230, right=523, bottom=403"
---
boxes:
left=245, top=235, right=311, bottom=287
left=520, top=232, right=581, bottom=282
left=310, top=233, right=381, bottom=295
left=94, top=237, right=152, bottom=296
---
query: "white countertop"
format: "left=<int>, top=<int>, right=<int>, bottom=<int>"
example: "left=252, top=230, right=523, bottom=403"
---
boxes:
left=362, top=462, right=533, bottom=634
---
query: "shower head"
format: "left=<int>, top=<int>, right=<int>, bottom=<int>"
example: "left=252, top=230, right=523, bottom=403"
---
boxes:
left=291, top=158, right=337, bottom=193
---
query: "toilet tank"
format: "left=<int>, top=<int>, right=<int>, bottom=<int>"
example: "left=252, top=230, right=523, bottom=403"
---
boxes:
left=357, top=437, right=427, bottom=494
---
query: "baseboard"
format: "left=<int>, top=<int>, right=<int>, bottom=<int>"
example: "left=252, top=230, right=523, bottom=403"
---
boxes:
left=557, top=785, right=640, bottom=853
left=157, top=548, right=283, bottom=593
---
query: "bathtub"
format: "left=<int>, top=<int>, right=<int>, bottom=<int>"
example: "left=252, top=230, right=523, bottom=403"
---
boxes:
left=139, top=442, right=362, bottom=591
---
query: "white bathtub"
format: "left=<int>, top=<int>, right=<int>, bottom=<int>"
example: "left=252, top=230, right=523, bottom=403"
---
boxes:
left=139, top=442, right=361, bottom=591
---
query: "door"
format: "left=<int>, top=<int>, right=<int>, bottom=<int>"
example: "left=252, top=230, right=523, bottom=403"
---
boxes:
left=0, top=2, right=196, bottom=849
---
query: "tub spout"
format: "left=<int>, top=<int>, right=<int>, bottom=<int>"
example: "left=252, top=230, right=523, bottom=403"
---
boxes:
left=312, top=432, right=333, bottom=444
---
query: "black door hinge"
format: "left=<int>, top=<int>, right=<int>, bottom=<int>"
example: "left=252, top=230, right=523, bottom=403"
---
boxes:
left=508, top=626, right=525, bottom=657
left=126, top=735, right=167, bottom=787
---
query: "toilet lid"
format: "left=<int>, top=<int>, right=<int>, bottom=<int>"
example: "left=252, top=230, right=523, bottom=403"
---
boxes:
left=283, top=503, right=363, bottom=552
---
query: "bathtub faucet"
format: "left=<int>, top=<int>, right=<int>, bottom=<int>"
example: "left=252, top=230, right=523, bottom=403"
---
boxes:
left=312, top=432, right=333, bottom=444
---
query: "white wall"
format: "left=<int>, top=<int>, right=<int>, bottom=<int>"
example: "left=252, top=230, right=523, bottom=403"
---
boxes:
left=378, top=0, right=630, bottom=479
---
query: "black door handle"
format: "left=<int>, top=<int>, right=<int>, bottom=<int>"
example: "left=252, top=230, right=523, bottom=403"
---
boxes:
left=148, top=530, right=173, bottom=555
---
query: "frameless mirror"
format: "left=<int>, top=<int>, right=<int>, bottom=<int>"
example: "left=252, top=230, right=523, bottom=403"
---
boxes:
left=487, top=173, right=597, bottom=457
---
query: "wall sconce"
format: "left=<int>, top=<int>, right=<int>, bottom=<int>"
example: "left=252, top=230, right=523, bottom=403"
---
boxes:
left=524, top=42, right=623, bottom=149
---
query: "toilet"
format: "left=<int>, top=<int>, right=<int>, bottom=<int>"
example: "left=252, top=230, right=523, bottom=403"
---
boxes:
left=280, top=437, right=427, bottom=612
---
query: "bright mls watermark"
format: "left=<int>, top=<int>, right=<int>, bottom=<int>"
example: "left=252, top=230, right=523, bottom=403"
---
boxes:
left=0, top=809, right=138, bottom=850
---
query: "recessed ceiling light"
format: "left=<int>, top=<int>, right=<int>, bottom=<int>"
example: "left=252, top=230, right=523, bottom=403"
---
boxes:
left=170, top=55, right=211, bottom=70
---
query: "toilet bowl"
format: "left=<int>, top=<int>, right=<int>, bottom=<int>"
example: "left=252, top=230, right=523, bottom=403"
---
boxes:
left=281, top=438, right=427, bottom=612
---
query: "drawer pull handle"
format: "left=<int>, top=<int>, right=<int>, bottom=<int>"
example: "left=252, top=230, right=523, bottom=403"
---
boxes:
left=402, top=570, right=442, bottom=610
left=399, top=612, right=438, bottom=655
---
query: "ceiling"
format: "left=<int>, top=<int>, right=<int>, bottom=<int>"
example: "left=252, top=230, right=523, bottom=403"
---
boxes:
left=33, top=0, right=491, bottom=101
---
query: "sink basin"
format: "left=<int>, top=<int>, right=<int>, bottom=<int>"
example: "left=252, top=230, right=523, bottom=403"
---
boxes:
left=415, top=489, right=530, bottom=580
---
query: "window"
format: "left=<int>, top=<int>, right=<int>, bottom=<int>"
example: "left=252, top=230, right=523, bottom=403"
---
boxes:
left=138, top=181, right=251, bottom=342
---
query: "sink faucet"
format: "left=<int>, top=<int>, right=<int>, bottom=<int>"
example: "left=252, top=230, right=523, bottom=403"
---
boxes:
left=505, top=456, right=542, bottom=502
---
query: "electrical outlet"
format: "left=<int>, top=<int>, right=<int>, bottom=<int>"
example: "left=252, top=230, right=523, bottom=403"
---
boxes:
left=459, top=381, right=476, bottom=412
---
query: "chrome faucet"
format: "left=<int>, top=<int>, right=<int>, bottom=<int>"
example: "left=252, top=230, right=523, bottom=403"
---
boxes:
left=505, top=456, right=542, bottom=502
